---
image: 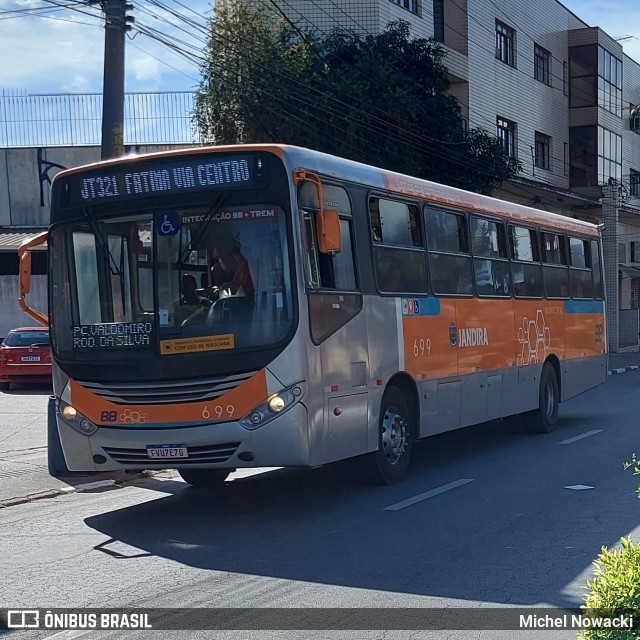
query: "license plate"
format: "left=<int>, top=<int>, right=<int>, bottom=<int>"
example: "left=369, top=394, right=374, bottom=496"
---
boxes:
left=21, top=355, right=41, bottom=362
left=146, top=444, right=188, bottom=459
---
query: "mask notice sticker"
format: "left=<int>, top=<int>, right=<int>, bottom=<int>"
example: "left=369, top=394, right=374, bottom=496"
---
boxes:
left=160, top=334, right=234, bottom=355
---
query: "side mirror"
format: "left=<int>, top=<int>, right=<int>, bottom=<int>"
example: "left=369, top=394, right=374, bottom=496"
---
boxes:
left=293, top=169, right=342, bottom=254
left=17, top=231, right=49, bottom=327
left=19, top=251, right=32, bottom=296
left=316, top=208, right=341, bottom=254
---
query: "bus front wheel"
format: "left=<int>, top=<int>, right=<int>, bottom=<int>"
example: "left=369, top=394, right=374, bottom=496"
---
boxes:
left=178, top=468, right=232, bottom=487
left=368, top=386, right=413, bottom=485
left=525, top=362, right=559, bottom=434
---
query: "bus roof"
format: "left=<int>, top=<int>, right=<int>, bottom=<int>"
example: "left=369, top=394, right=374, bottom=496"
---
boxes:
left=54, top=143, right=600, bottom=238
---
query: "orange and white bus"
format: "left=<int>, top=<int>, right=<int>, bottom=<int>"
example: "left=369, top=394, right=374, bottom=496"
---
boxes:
left=19, top=144, right=607, bottom=485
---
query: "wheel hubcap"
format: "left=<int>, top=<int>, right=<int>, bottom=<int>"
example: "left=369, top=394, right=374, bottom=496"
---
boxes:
left=381, top=406, right=408, bottom=465
left=544, top=379, right=555, bottom=418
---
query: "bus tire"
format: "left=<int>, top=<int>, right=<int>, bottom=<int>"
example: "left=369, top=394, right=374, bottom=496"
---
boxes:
left=368, top=386, right=413, bottom=485
left=178, top=468, right=232, bottom=487
left=525, top=362, right=559, bottom=434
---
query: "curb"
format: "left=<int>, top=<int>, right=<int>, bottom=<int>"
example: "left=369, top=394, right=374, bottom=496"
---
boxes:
left=608, top=365, right=640, bottom=375
left=0, top=474, right=151, bottom=509
left=0, top=479, right=121, bottom=509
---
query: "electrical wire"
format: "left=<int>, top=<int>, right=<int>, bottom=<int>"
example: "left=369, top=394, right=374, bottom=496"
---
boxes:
left=131, top=2, right=500, bottom=174
left=135, top=1, right=515, bottom=182
left=250, top=0, right=571, bottom=171
left=4, top=0, right=634, bottom=205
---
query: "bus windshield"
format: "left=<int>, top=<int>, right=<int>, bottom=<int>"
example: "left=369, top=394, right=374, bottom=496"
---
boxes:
left=49, top=203, right=294, bottom=364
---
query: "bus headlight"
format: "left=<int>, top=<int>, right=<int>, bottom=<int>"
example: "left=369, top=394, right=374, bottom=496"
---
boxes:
left=268, top=395, right=286, bottom=413
left=239, top=383, right=304, bottom=430
left=58, top=400, right=98, bottom=436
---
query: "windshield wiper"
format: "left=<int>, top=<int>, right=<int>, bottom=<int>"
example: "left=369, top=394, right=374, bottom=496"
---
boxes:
left=82, top=207, right=123, bottom=277
left=82, top=207, right=127, bottom=316
left=178, top=193, right=229, bottom=265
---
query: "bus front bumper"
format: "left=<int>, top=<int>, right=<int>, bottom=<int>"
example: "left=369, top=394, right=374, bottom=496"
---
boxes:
left=57, top=403, right=311, bottom=473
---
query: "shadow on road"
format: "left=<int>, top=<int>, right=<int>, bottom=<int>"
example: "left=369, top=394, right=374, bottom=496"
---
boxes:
left=0, top=382, right=52, bottom=396
left=84, top=408, right=640, bottom=609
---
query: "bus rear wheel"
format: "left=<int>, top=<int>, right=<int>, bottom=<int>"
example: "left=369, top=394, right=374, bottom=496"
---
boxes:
left=178, top=469, right=232, bottom=487
left=368, top=386, right=413, bottom=485
left=525, top=362, right=559, bottom=434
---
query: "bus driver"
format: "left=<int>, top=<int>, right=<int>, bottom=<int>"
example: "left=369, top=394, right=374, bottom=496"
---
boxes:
left=217, top=247, right=254, bottom=298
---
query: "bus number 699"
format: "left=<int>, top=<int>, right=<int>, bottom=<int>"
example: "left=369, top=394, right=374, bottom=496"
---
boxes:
left=413, top=338, right=432, bottom=357
left=202, top=405, right=235, bottom=420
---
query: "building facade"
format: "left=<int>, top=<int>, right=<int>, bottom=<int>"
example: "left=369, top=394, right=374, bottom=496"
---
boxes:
left=236, top=0, right=640, bottom=350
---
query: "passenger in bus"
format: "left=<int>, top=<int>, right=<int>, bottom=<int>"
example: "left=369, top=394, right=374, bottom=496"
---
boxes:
left=180, top=274, right=211, bottom=306
left=175, top=274, right=211, bottom=325
left=474, top=259, right=494, bottom=294
left=205, top=247, right=236, bottom=289
left=218, top=247, right=255, bottom=297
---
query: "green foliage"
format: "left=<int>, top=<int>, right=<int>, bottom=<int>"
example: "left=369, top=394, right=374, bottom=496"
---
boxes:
left=578, top=538, right=640, bottom=639
left=195, top=6, right=521, bottom=195
left=623, top=453, right=640, bottom=498
left=578, top=458, right=640, bottom=640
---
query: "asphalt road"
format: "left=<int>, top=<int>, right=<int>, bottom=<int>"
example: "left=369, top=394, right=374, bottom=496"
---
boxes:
left=1, top=370, right=640, bottom=639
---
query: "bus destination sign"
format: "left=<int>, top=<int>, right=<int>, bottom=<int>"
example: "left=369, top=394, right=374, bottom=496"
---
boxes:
left=73, top=322, right=153, bottom=351
left=63, top=155, right=254, bottom=207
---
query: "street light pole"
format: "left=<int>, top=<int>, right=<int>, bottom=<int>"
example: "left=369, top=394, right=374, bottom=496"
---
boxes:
left=100, top=0, right=133, bottom=159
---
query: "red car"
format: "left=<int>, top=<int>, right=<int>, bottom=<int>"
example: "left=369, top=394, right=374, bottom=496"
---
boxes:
left=0, top=327, right=52, bottom=391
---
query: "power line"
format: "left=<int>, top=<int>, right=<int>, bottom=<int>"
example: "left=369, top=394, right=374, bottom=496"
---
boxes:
left=194, top=27, right=508, bottom=178
left=2, top=0, right=616, bottom=201
left=260, top=0, right=631, bottom=199
left=132, top=0, right=581, bottom=196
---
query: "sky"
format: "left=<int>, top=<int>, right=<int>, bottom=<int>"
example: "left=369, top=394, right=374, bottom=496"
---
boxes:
left=0, top=0, right=214, bottom=94
left=0, top=0, right=638, bottom=95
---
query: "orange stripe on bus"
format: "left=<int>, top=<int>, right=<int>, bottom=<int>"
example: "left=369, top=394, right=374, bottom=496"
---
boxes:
left=69, top=369, right=268, bottom=426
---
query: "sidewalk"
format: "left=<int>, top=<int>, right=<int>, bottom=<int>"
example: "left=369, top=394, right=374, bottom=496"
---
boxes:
left=0, top=389, right=157, bottom=509
left=0, top=446, right=152, bottom=509
left=608, top=350, right=640, bottom=374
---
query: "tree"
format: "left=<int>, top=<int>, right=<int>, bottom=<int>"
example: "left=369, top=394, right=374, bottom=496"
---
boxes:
left=195, top=4, right=521, bottom=195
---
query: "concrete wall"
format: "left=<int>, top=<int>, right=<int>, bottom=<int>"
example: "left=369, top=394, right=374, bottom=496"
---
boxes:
left=0, top=275, right=47, bottom=339
left=0, top=144, right=194, bottom=227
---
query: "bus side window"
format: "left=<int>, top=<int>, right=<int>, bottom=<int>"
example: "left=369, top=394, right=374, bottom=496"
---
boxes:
left=302, top=209, right=357, bottom=291
left=508, top=225, right=543, bottom=298
left=540, top=231, right=570, bottom=299
left=425, top=208, right=472, bottom=295
left=569, top=236, right=594, bottom=299
left=369, top=197, right=428, bottom=294
left=470, top=215, right=511, bottom=297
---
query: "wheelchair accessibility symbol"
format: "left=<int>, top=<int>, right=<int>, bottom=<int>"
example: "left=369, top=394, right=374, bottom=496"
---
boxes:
left=157, top=212, right=180, bottom=236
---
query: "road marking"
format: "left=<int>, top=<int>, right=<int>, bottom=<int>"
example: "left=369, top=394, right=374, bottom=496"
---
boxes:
left=565, top=485, right=594, bottom=490
left=559, top=430, right=602, bottom=445
left=383, top=479, right=475, bottom=511
left=60, top=480, right=117, bottom=493
left=46, top=631, right=91, bottom=639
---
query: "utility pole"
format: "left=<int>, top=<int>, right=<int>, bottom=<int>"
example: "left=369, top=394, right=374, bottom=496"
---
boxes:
left=98, top=0, right=134, bottom=159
